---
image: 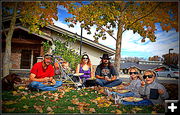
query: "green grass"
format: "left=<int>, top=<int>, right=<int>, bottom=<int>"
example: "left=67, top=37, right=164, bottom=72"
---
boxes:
left=2, top=86, right=165, bottom=114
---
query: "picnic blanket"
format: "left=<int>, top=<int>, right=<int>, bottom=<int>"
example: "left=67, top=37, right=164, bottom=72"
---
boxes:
left=111, top=91, right=153, bottom=106
left=122, top=99, right=153, bottom=106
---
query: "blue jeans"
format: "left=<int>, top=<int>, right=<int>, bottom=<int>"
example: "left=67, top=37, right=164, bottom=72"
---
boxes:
left=28, top=81, right=63, bottom=91
left=95, top=78, right=122, bottom=87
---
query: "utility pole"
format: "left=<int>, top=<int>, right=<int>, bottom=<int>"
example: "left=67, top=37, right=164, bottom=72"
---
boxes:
left=168, top=48, right=174, bottom=68
left=80, top=26, right=83, bottom=56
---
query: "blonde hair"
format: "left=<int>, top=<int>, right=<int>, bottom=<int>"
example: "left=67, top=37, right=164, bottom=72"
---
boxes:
left=128, top=67, right=140, bottom=73
left=128, top=67, right=142, bottom=80
left=144, top=70, right=156, bottom=77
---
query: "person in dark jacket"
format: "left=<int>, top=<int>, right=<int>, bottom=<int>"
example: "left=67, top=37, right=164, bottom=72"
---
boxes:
left=95, top=54, right=122, bottom=87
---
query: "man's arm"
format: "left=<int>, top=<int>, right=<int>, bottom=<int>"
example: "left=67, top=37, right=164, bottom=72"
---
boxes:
left=29, top=73, right=48, bottom=82
left=96, top=75, right=105, bottom=79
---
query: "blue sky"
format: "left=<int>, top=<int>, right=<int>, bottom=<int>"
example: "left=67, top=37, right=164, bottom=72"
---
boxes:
left=53, top=5, right=179, bottom=60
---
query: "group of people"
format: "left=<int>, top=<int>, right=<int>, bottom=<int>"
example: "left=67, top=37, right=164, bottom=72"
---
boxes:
left=28, top=53, right=169, bottom=105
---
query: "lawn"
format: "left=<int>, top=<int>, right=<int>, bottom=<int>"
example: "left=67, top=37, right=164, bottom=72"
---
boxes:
left=2, top=84, right=166, bottom=114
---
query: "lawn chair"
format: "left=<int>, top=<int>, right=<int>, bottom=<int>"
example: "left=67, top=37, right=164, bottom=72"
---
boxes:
left=53, top=56, right=81, bottom=88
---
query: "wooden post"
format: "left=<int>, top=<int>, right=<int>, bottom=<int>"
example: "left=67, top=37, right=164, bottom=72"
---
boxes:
left=30, top=50, right=34, bottom=68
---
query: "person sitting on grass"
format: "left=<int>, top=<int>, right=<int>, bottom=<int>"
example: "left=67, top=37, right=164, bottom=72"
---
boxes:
left=75, top=54, right=94, bottom=87
left=139, top=70, right=169, bottom=105
left=28, top=54, right=63, bottom=91
left=95, top=54, right=122, bottom=87
left=119, top=67, right=142, bottom=97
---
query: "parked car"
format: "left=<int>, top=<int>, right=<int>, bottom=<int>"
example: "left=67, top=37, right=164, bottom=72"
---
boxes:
left=156, top=68, right=179, bottom=79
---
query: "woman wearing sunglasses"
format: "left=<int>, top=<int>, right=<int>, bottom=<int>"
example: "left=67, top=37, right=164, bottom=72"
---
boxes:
left=121, top=67, right=142, bottom=97
left=139, top=70, right=169, bottom=105
left=75, top=54, right=93, bottom=86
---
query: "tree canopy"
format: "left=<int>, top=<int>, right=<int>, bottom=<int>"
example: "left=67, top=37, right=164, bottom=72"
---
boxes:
left=65, top=1, right=178, bottom=72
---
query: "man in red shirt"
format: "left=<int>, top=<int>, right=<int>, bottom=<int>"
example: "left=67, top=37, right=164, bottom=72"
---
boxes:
left=28, top=54, right=62, bottom=91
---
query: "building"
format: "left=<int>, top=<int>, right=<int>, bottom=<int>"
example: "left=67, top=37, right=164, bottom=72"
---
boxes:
left=119, top=60, right=168, bottom=74
left=2, top=16, right=115, bottom=73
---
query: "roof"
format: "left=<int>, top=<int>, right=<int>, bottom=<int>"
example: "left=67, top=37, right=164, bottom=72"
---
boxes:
left=46, top=25, right=115, bottom=55
left=120, top=62, right=167, bottom=70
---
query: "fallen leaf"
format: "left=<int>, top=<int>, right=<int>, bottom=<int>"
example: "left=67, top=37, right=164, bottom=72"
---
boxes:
left=72, top=95, right=77, bottom=98
left=78, top=106, right=84, bottom=113
left=20, top=96, right=27, bottom=100
left=89, top=108, right=96, bottom=113
left=151, top=111, right=157, bottom=114
left=3, top=100, right=17, bottom=105
left=68, top=106, right=75, bottom=111
left=23, top=105, right=29, bottom=109
left=12, top=91, right=19, bottom=96
left=30, top=95, right=36, bottom=98
left=47, top=106, right=53, bottom=112
left=39, top=99, right=45, bottom=102
left=48, top=111, right=55, bottom=114
left=71, top=98, right=79, bottom=105
left=34, top=105, right=44, bottom=113
left=78, top=102, right=90, bottom=107
left=115, top=109, right=122, bottom=114
left=18, top=86, right=25, bottom=89
left=132, top=107, right=143, bottom=111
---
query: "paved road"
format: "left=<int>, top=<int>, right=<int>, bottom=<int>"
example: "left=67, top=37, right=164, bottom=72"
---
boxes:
left=119, top=74, right=179, bottom=84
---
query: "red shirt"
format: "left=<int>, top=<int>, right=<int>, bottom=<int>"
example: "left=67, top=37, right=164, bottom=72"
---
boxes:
left=30, top=62, right=55, bottom=79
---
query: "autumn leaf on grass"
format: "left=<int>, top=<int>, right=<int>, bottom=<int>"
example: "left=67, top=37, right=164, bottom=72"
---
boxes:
left=20, top=96, right=27, bottom=100
left=18, top=86, right=25, bottom=90
left=34, top=105, right=44, bottom=113
left=39, top=99, right=45, bottom=102
left=36, top=92, right=43, bottom=96
left=47, top=106, right=53, bottom=112
left=68, top=106, right=75, bottom=111
left=151, top=111, right=157, bottom=114
left=72, top=95, right=77, bottom=98
left=94, top=96, right=112, bottom=108
left=12, top=91, right=20, bottom=96
left=71, top=98, right=79, bottom=105
left=30, top=95, right=37, bottom=98
left=131, top=107, right=143, bottom=113
left=78, top=102, right=90, bottom=107
left=115, top=109, right=122, bottom=114
left=78, top=106, right=84, bottom=113
left=89, top=108, right=96, bottom=113
left=23, top=105, right=29, bottom=109
left=3, top=100, right=17, bottom=105
left=132, top=107, right=142, bottom=111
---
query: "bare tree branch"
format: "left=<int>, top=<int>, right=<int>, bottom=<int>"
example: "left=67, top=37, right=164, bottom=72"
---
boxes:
left=122, top=2, right=161, bottom=33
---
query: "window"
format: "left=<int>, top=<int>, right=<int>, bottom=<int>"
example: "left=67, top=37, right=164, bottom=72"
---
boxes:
left=20, top=50, right=31, bottom=69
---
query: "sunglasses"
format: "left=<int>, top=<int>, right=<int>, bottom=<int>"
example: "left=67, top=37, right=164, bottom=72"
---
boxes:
left=83, top=58, right=88, bottom=59
left=129, top=72, right=138, bottom=75
left=143, top=75, right=154, bottom=79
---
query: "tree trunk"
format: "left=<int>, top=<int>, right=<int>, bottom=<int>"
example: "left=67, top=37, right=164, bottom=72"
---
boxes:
left=3, top=3, right=17, bottom=77
left=114, top=22, right=123, bottom=77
